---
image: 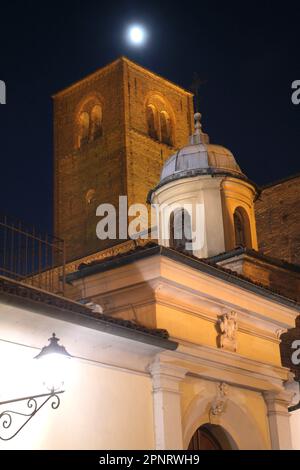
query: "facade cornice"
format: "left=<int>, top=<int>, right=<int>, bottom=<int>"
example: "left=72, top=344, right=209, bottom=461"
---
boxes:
left=158, top=344, right=290, bottom=393
left=67, top=244, right=300, bottom=312
left=0, top=275, right=177, bottom=350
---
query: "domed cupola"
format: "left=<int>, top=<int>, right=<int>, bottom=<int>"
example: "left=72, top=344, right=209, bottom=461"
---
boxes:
left=159, top=112, right=244, bottom=187
left=150, top=113, right=259, bottom=258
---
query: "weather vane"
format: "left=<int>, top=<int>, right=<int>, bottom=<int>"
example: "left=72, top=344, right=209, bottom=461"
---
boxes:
left=190, top=73, right=207, bottom=112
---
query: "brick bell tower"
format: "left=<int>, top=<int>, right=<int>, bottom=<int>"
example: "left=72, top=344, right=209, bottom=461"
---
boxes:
left=53, top=57, right=194, bottom=261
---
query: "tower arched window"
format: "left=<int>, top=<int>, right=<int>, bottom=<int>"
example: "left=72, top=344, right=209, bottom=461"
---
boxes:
left=169, top=208, right=192, bottom=252
left=146, top=104, right=158, bottom=140
left=234, top=207, right=251, bottom=248
left=160, top=111, right=172, bottom=146
left=90, top=105, right=102, bottom=141
left=145, top=95, right=174, bottom=145
left=77, top=97, right=103, bottom=149
left=78, top=111, right=90, bottom=148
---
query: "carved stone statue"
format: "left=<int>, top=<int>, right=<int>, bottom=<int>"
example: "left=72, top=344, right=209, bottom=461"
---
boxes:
left=219, top=310, right=238, bottom=352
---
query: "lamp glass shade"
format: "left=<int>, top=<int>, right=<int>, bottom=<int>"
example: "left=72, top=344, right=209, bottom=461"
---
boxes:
left=35, top=333, right=72, bottom=392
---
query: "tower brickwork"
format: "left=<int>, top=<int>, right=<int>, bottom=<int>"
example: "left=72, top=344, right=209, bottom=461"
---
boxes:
left=53, top=57, right=193, bottom=261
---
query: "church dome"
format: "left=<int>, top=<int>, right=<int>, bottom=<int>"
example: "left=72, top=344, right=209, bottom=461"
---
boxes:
left=159, top=113, right=244, bottom=186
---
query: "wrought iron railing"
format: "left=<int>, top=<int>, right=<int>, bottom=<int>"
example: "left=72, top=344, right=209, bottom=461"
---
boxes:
left=0, top=215, right=65, bottom=295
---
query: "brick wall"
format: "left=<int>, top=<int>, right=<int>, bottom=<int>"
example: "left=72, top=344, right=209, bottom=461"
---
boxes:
left=255, top=175, right=300, bottom=266
left=124, top=60, right=193, bottom=209
left=241, top=257, right=300, bottom=303
left=53, top=57, right=193, bottom=261
left=53, top=59, right=126, bottom=261
left=217, top=251, right=300, bottom=303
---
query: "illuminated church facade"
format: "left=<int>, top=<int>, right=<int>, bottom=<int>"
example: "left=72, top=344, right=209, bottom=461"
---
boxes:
left=0, top=57, right=300, bottom=450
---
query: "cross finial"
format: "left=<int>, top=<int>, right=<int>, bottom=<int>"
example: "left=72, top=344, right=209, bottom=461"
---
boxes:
left=190, top=73, right=207, bottom=113
left=189, top=112, right=203, bottom=144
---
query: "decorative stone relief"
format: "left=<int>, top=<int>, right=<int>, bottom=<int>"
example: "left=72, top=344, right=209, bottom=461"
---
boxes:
left=209, top=382, right=229, bottom=423
left=218, top=310, right=238, bottom=352
left=210, top=400, right=226, bottom=417
left=65, top=238, right=150, bottom=275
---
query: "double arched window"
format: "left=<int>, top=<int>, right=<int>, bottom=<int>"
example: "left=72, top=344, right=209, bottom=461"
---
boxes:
left=169, top=208, right=192, bottom=252
left=146, top=96, right=174, bottom=146
left=233, top=207, right=251, bottom=248
left=77, top=100, right=103, bottom=148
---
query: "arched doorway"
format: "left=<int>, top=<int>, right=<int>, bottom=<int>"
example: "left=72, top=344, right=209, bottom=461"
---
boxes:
left=188, top=424, right=235, bottom=450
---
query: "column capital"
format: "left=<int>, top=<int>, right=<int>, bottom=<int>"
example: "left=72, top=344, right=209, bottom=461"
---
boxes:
left=149, top=360, right=188, bottom=394
left=264, top=390, right=295, bottom=416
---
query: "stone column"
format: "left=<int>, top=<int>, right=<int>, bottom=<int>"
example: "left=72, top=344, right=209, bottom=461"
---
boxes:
left=264, top=390, right=294, bottom=450
left=149, top=361, right=187, bottom=450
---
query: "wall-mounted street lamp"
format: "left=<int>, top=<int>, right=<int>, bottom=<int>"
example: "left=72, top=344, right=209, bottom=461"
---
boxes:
left=0, top=333, right=72, bottom=441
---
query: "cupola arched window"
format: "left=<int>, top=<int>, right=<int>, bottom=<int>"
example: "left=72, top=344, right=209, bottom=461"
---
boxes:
left=160, top=111, right=172, bottom=146
left=90, top=105, right=102, bottom=141
left=169, top=208, right=192, bottom=252
left=146, top=104, right=158, bottom=140
left=234, top=207, right=251, bottom=248
left=78, top=111, right=90, bottom=148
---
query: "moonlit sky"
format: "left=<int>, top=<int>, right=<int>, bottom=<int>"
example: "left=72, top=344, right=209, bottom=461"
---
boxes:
left=127, top=25, right=147, bottom=45
left=0, top=0, right=299, bottom=233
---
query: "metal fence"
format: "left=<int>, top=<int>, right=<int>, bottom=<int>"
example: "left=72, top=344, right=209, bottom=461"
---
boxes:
left=0, top=215, right=65, bottom=295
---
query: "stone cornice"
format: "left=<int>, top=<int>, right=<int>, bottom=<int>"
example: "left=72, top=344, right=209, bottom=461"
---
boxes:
left=158, top=344, right=290, bottom=393
left=0, top=275, right=177, bottom=350
left=67, top=244, right=300, bottom=312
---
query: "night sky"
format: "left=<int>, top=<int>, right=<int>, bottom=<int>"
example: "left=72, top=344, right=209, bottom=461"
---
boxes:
left=0, top=0, right=299, bottom=234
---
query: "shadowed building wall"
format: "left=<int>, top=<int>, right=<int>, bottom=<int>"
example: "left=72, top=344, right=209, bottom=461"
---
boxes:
left=255, top=174, right=300, bottom=266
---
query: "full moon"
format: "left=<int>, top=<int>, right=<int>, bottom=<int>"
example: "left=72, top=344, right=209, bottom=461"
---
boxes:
left=127, top=25, right=147, bottom=46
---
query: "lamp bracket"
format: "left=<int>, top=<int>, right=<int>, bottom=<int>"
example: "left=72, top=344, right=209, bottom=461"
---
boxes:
left=0, top=390, right=64, bottom=441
